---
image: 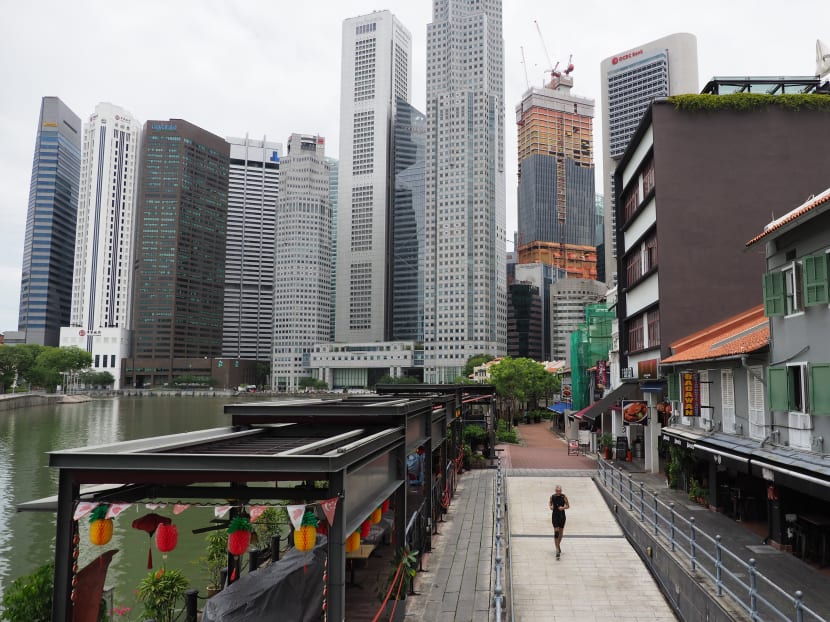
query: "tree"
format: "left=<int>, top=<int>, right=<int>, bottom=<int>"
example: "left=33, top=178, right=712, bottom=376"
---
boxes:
left=461, top=354, right=495, bottom=380
left=79, top=370, right=115, bottom=388
left=0, top=344, right=41, bottom=392
left=298, top=376, right=328, bottom=390
left=489, top=357, right=553, bottom=423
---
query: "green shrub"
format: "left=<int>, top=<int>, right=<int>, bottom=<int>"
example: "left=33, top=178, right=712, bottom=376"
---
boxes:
left=137, top=567, right=189, bottom=622
left=1, top=561, right=54, bottom=621
left=495, top=418, right=517, bottom=444
left=463, top=424, right=487, bottom=446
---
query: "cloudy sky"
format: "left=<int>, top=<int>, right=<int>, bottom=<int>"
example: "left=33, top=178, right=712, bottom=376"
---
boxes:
left=0, top=0, right=828, bottom=333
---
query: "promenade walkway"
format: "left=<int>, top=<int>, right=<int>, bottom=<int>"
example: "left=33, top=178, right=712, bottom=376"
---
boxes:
left=405, top=423, right=675, bottom=621
left=403, top=421, right=830, bottom=622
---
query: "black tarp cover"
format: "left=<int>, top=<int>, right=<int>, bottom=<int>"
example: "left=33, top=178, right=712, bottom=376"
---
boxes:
left=201, top=535, right=327, bottom=622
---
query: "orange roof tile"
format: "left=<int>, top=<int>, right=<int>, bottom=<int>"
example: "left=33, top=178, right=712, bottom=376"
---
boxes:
left=746, top=188, right=830, bottom=247
left=662, top=305, right=769, bottom=364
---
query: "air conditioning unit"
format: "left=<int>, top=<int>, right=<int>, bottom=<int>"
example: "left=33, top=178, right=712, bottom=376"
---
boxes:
left=621, top=367, right=634, bottom=379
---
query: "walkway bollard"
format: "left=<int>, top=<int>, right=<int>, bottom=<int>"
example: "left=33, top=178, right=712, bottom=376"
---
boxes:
left=249, top=548, right=261, bottom=571
left=271, top=534, right=281, bottom=562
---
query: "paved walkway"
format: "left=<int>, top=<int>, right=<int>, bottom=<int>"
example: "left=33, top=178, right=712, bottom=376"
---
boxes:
left=403, top=421, right=830, bottom=622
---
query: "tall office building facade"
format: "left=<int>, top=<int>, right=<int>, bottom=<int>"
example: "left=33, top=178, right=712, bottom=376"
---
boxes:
left=516, top=74, right=595, bottom=250
left=272, top=134, right=331, bottom=392
left=600, top=33, right=698, bottom=286
left=222, top=136, right=280, bottom=362
left=390, top=99, right=426, bottom=342
left=327, top=157, right=339, bottom=341
left=335, top=11, right=412, bottom=343
left=59, top=103, right=141, bottom=388
left=17, top=96, right=81, bottom=346
left=424, top=0, right=507, bottom=383
left=131, top=120, right=229, bottom=365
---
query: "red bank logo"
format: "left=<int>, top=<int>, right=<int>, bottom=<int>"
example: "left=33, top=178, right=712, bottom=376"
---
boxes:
left=612, top=49, right=644, bottom=65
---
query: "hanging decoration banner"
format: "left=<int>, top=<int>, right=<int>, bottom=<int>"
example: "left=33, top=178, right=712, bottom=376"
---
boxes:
left=106, top=503, right=132, bottom=519
left=249, top=505, right=268, bottom=523
left=173, top=504, right=190, bottom=515
left=215, top=505, right=232, bottom=519
left=74, top=502, right=99, bottom=521
left=287, top=505, right=306, bottom=531
left=320, top=497, right=339, bottom=526
left=681, top=371, right=700, bottom=417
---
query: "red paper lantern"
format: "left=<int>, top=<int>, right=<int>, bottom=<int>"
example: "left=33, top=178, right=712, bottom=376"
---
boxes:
left=360, top=519, right=371, bottom=538
left=227, top=516, right=253, bottom=556
left=155, top=522, right=178, bottom=553
left=381, top=499, right=390, bottom=513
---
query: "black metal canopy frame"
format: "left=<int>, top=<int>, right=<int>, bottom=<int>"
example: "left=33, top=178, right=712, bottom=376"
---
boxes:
left=23, top=388, right=494, bottom=622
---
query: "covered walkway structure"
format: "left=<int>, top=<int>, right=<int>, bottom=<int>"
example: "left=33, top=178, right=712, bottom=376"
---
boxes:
left=34, top=387, right=495, bottom=622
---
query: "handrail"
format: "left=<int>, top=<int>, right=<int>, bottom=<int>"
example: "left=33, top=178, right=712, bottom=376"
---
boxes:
left=596, top=459, right=827, bottom=622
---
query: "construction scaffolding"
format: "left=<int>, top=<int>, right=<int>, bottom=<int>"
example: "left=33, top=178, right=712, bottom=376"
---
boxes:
left=569, top=304, right=614, bottom=410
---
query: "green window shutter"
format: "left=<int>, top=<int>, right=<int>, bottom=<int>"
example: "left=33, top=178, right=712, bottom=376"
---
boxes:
left=762, top=271, right=785, bottom=316
left=809, top=364, right=830, bottom=415
left=768, top=366, right=789, bottom=411
left=667, top=373, right=679, bottom=401
left=803, top=254, right=829, bottom=306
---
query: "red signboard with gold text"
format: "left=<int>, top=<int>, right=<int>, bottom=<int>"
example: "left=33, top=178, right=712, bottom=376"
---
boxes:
left=681, top=372, right=700, bottom=417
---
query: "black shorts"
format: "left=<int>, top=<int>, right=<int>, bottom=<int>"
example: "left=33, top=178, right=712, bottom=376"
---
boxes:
left=552, top=513, right=566, bottom=529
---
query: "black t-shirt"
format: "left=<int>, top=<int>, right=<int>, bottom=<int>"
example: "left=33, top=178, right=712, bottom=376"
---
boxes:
left=550, top=493, right=566, bottom=517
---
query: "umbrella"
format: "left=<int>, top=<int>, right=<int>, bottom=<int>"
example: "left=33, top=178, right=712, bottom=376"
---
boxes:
left=132, top=513, right=172, bottom=568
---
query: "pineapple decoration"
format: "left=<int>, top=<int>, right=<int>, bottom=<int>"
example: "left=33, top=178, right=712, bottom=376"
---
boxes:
left=293, top=510, right=319, bottom=552
left=227, top=516, right=253, bottom=556
left=88, top=505, right=113, bottom=546
left=370, top=506, right=382, bottom=524
left=345, top=530, right=360, bottom=553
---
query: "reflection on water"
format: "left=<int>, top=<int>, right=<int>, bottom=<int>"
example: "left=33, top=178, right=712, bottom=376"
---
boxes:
left=0, top=396, right=237, bottom=605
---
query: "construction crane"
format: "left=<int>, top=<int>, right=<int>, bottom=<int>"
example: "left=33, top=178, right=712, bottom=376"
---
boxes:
left=534, top=20, right=555, bottom=86
left=520, top=46, right=530, bottom=89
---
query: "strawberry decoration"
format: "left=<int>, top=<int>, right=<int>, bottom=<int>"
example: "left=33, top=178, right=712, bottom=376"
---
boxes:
left=227, top=516, right=253, bottom=556
left=156, top=522, right=178, bottom=557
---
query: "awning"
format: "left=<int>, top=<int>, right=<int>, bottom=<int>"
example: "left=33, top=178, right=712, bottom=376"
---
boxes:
left=547, top=402, right=569, bottom=414
left=661, top=425, right=706, bottom=449
left=569, top=405, right=591, bottom=420
left=575, top=381, right=641, bottom=424
left=692, top=432, right=754, bottom=474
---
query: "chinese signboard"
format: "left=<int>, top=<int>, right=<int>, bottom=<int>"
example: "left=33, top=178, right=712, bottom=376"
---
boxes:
left=681, top=371, right=700, bottom=417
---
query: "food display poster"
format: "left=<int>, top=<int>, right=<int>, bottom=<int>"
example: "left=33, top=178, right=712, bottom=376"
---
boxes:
left=622, top=400, right=649, bottom=424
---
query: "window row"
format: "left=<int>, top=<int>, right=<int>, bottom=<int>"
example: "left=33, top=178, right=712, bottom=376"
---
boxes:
left=762, top=252, right=829, bottom=316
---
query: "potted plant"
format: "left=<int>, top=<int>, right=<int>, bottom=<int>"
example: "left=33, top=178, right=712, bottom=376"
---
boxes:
left=599, top=433, right=614, bottom=459
left=376, top=546, right=418, bottom=618
left=137, top=567, right=189, bottom=622
left=195, top=530, right=228, bottom=597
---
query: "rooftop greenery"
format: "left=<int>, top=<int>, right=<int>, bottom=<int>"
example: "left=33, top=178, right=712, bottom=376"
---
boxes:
left=667, top=92, right=830, bottom=113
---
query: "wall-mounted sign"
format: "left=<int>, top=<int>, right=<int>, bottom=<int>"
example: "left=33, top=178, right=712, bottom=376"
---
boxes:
left=681, top=371, right=700, bottom=417
left=638, top=359, right=658, bottom=379
left=596, top=360, right=608, bottom=388
left=622, top=400, right=648, bottom=424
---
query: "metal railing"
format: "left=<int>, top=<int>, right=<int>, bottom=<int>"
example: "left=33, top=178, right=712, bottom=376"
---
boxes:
left=492, top=455, right=507, bottom=622
left=597, top=459, right=827, bottom=622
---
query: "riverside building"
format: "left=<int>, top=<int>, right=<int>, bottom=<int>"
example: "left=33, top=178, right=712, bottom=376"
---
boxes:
left=15, top=97, right=82, bottom=346
left=59, top=103, right=141, bottom=388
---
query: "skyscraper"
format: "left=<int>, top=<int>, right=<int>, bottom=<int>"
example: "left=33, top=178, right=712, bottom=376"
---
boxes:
left=59, top=103, right=141, bottom=388
left=17, top=96, right=81, bottom=346
left=516, top=70, right=595, bottom=250
left=335, top=11, right=412, bottom=343
left=390, top=99, right=426, bottom=342
left=600, top=33, right=698, bottom=286
left=222, top=136, right=280, bottom=362
left=131, top=120, right=229, bottom=366
left=327, top=156, right=339, bottom=342
left=424, top=0, right=507, bottom=383
left=272, top=134, right=331, bottom=392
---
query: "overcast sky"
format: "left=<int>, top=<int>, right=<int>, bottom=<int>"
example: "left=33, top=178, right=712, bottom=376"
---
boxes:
left=0, top=0, right=828, bottom=333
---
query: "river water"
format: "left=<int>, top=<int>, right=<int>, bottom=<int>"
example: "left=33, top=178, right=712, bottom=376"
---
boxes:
left=0, top=395, right=272, bottom=613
